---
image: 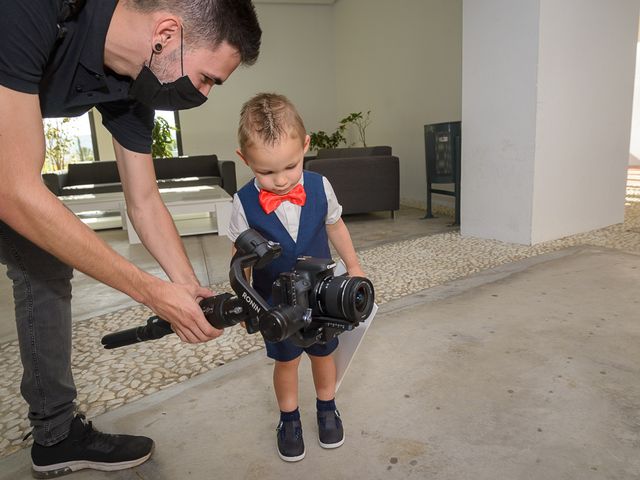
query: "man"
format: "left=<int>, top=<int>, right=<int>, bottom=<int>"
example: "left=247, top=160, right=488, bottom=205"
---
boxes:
left=0, top=0, right=261, bottom=477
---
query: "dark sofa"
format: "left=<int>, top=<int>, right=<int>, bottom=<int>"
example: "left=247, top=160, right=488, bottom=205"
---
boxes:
left=304, top=146, right=400, bottom=216
left=43, top=154, right=237, bottom=197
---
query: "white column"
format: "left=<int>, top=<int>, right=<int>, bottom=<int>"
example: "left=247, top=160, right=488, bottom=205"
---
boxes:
left=461, top=0, right=639, bottom=245
left=629, top=30, right=640, bottom=167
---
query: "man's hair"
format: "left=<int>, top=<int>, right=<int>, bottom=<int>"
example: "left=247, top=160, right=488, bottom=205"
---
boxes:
left=238, top=93, right=307, bottom=151
left=127, top=0, right=261, bottom=65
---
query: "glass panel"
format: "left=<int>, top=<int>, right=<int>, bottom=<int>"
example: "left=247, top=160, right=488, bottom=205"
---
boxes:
left=43, top=113, right=95, bottom=173
left=153, top=110, right=180, bottom=158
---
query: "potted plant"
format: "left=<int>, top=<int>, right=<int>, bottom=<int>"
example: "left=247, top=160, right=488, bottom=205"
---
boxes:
left=346, top=110, right=371, bottom=147
left=309, top=111, right=372, bottom=152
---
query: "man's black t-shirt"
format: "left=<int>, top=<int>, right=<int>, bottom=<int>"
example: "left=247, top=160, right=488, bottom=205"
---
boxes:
left=0, top=0, right=154, bottom=153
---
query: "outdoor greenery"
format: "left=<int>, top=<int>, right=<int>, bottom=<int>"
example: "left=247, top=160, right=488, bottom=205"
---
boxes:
left=43, top=117, right=96, bottom=173
left=43, top=118, right=75, bottom=173
left=152, top=116, right=178, bottom=158
left=309, top=110, right=372, bottom=152
left=42, top=113, right=176, bottom=173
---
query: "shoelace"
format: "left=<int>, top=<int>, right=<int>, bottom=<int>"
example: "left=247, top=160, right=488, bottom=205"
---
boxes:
left=72, top=415, right=115, bottom=451
left=22, top=413, right=113, bottom=449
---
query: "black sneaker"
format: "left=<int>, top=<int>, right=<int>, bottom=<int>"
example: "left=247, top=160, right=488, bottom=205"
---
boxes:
left=317, top=409, right=344, bottom=449
left=276, top=418, right=305, bottom=462
left=31, top=414, right=154, bottom=478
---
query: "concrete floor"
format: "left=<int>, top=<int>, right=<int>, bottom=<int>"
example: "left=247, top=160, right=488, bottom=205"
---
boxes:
left=1, top=245, right=639, bottom=479
left=0, top=206, right=456, bottom=342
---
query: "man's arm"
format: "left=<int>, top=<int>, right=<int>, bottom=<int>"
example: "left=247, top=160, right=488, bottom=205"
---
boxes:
left=113, top=140, right=201, bottom=285
left=326, top=218, right=365, bottom=277
left=0, top=86, right=219, bottom=343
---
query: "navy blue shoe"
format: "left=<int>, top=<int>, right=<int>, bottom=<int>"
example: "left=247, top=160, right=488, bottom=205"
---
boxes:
left=276, top=418, right=305, bottom=462
left=317, top=409, right=344, bottom=449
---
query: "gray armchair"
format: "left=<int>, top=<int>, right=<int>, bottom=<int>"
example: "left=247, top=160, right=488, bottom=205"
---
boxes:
left=304, top=146, right=399, bottom=217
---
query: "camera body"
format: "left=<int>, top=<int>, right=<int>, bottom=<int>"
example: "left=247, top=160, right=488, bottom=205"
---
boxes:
left=260, top=257, right=374, bottom=347
left=272, top=257, right=334, bottom=314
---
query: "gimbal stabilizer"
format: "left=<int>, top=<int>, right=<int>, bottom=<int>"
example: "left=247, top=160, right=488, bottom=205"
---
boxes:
left=101, top=229, right=374, bottom=349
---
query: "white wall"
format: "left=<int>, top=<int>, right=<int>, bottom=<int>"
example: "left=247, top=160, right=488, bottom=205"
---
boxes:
left=531, top=0, right=638, bottom=243
left=462, top=0, right=639, bottom=245
left=179, top=3, right=337, bottom=187
left=461, top=0, right=540, bottom=244
left=629, top=39, right=640, bottom=167
left=93, top=109, right=116, bottom=161
left=91, top=2, right=463, bottom=206
left=333, top=0, right=462, bottom=208
left=93, top=3, right=337, bottom=189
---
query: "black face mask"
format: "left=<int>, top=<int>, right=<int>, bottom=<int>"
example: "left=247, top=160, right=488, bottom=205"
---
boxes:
left=129, top=28, right=207, bottom=111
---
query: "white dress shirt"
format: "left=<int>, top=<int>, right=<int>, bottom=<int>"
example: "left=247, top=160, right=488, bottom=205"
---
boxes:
left=227, top=174, right=342, bottom=243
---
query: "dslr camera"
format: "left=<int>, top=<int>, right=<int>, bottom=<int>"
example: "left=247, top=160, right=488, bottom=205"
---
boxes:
left=101, top=229, right=374, bottom=349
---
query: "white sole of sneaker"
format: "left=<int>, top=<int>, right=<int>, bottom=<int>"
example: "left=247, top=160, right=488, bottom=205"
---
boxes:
left=31, top=448, right=153, bottom=478
left=318, top=434, right=345, bottom=449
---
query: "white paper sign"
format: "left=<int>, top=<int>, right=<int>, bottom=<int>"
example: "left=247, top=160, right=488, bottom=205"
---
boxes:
left=332, top=260, right=378, bottom=392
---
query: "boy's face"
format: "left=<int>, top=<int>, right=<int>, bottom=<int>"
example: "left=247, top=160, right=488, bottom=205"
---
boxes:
left=237, top=133, right=310, bottom=195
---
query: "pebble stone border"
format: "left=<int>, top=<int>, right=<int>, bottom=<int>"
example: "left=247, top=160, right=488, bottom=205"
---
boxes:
left=1, top=174, right=639, bottom=458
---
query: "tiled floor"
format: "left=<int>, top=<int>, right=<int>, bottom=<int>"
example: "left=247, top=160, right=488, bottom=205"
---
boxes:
left=0, top=205, right=458, bottom=458
left=1, top=171, right=639, bottom=460
left=0, top=206, right=456, bottom=342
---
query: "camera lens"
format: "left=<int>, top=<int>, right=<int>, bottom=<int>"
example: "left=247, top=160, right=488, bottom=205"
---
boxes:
left=354, top=284, right=369, bottom=313
left=259, top=305, right=310, bottom=343
left=316, top=276, right=374, bottom=322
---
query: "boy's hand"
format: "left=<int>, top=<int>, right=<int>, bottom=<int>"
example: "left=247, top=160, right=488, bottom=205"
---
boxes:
left=347, top=266, right=366, bottom=278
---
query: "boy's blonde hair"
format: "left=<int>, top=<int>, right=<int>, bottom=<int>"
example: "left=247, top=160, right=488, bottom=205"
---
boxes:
left=238, top=93, right=306, bottom=151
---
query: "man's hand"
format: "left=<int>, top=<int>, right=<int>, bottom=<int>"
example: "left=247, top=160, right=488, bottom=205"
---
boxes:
left=144, top=279, right=223, bottom=343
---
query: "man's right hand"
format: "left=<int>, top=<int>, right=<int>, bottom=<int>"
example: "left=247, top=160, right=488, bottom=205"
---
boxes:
left=143, top=278, right=223, bottom=343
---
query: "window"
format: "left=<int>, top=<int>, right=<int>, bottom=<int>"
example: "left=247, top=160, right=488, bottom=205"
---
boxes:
left=43, top=111, right=98, bottom=173
left=42, top=110, right=182, bottom=173
left=154, top=111, right=183, bottom=157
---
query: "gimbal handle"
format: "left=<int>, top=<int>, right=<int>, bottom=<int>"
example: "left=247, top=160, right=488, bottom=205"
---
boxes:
left=100, top=293, right=247, bottom=349
left=101, top=229, right=285, bottom=349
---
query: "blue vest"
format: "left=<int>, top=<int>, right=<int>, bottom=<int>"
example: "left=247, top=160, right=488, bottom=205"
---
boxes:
left=237, top=171, right=331, bottom=304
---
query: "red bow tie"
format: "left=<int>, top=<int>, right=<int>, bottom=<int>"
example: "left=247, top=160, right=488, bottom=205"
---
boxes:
left=259, top=184, right=306, bottom=214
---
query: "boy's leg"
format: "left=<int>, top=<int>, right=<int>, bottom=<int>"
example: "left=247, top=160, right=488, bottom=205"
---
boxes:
left=273, top=356, right=301, bottom=411
left=273, top=356, right=305, bottom=461
left=309, top=353, right=344, bottom=449
left=309, top=353, right=337, bottom=401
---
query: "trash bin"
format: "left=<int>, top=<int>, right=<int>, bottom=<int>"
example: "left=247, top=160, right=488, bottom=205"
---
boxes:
left=423, top=121, right=461, bottom=225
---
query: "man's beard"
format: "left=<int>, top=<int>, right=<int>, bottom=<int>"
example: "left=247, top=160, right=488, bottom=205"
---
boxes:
left=150, top=49, right=181, bottom=84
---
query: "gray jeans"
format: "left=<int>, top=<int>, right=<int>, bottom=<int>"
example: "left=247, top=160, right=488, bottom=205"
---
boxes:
left=0, top=221, right=76, bottom=446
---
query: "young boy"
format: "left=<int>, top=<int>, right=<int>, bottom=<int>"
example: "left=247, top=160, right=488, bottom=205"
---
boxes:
left=227, top=93, right=365, bottom=462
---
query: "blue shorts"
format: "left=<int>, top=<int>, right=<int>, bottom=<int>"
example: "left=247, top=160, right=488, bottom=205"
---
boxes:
left=265, top=336, right=339, bottom=362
